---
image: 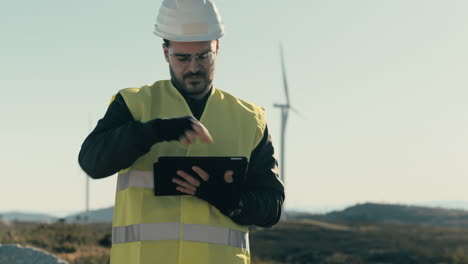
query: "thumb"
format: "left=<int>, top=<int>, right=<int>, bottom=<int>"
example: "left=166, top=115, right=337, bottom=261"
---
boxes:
left=224, top=170, right=234, bottom=183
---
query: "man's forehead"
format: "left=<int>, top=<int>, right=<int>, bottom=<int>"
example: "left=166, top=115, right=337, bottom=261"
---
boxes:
left=169, top=40, right=216, bottom=53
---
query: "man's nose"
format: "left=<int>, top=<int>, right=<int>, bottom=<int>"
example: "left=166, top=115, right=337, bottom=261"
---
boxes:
left=187, top=57, right=202, bottom=72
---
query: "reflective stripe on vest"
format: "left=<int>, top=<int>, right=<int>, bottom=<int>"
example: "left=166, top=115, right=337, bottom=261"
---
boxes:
left=116, top=170, right=153, bottom=191
left=112, top=223, right=180, bottom=243
left=112, top=223, right=249, bottom=250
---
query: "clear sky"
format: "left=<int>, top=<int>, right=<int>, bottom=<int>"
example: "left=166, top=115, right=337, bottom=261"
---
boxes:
left=1, top=0, right=467, bottom=216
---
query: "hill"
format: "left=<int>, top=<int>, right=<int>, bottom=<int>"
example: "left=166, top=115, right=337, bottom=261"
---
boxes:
left=65, top=207, right=113, bottom=223
left=289, top=202, right=468, bottom=228
left=250, top=219, right=468, bottom=264
left=71, top=202, right=468, bottom=226
left=4, top=202, right=468, bottom=227
left=0, top=212, right=56, bottom=223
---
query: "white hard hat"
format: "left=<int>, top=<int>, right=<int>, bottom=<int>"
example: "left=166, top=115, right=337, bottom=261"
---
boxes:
left=154, top=0, right=225, bottom=42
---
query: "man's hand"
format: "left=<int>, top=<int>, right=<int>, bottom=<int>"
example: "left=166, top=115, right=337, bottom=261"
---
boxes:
left=153, top=116, right=213, bottom=146
left=173, top=166, right=233, bottom=195
left=172, top=166, right=240, bottom=215
left=179, top=121, right=213, bottom=146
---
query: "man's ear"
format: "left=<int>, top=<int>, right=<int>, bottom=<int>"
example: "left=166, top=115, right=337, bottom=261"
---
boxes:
left=163, top=44, right=169, bottom=63
left=215, top=39, right=220, bottom=54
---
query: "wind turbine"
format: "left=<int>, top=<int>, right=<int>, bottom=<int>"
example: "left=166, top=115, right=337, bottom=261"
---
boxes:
left=274, top=43, right=291, bottom=186
left=274, top=43, right=303, bottom=220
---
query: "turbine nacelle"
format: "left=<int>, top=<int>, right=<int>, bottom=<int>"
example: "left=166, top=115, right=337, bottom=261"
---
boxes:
left=273, top=103, right=290, bottom=109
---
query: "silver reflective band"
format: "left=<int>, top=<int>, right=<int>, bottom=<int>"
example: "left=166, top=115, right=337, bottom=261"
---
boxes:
left=112, top=223, right=180, bottom=243
left=117, top=170, right=153, bottom=191
left=184, top=224, right=249, bottom=250
left=112, top=223, right=249, bottom=250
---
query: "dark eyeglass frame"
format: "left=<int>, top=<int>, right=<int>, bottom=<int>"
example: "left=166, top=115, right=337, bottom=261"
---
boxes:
left=169, top=50, right=217, bottom=66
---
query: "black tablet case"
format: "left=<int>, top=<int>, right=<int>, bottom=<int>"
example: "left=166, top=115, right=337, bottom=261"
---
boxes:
left=153, top=156, right=248, bottom=196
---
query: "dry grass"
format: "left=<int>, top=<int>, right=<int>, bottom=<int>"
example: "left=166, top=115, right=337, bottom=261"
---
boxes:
left=57, top=246, right=109, bottom=264
left=252, top=259, right=283, bottom=264
left=2, top=220, right=468, bottom=263
left=0, top=222, right=111, bottom=264
left=287, top=219, right=351, bottom=231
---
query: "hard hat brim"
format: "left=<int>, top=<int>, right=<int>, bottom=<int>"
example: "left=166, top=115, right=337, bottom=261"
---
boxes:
left=154, top=26, right=224, bottom=42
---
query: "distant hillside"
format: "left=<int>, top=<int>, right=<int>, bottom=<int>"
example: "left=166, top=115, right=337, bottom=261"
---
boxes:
left=416, top=200, right=468, bottom=211
left=290, top=202, right=468, bottom=228
left=0, top=208, right=113, bottom=224
left=65, top=207, right=113, bottom=223
left=0, top=212, right=56, bottom=223
left=74, top=202, right=468, bottom=226
left=5, top=202, right=468, bottom=226
left=289, top=200, right=468, bottom=214
left=250, top=219, right=468, bottom=264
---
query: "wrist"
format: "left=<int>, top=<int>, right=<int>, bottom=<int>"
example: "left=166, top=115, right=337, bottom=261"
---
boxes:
left=146, top=119, right=164, bottom=143
left=196, top=180, right=241, bottom=216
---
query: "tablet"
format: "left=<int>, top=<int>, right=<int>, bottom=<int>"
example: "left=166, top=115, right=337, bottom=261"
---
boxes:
left=153, top=156, right=248, bottom=196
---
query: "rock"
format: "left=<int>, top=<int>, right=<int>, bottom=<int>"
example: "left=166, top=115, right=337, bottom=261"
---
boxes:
left=0, top=244, right=69, bottom=264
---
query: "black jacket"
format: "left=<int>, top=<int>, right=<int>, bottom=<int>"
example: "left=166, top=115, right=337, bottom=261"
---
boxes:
left=78, top=91, right=284, bottom=227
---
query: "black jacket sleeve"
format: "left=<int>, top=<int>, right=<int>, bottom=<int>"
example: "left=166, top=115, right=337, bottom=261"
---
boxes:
left=78, top=93, right=160, bottom=178
left=231, top=126, right=285, bottom=228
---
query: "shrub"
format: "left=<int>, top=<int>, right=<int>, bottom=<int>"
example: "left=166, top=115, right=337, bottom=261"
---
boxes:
left=98, top=233, right=112, bottom=248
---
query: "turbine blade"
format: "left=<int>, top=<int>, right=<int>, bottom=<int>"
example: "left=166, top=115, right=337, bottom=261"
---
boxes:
left=290, top=106, right=307, bottom=120
left=280, top=43, right=290, bottom=106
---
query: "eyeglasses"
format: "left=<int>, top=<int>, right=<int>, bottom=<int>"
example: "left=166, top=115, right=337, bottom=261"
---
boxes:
left=169, top=50, right=216, bottom=67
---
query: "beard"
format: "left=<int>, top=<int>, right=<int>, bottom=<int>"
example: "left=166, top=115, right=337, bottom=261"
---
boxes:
left=169, top=65, right=213, bottom=97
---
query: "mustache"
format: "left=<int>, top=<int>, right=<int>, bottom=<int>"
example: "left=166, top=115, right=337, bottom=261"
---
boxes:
left=183, top=72, right=206, bottom=79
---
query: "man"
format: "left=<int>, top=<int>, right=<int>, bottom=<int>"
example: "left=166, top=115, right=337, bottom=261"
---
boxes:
left=78, top=0, right=284, bottom=263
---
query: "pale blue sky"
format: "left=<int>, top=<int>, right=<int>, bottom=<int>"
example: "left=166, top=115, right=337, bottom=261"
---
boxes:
left=1, top=0, right=467, bottom=216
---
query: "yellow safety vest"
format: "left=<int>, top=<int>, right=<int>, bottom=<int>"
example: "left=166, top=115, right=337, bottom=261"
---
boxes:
left=110, top=80, right=266, bottom=264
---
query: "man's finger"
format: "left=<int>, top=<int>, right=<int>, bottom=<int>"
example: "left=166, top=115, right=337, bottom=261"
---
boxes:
left=176, top=186, right=195, bottom=195
left=224, top=170, right=234, bottom=183
left=191, top=123, right=213, bottom=143
left=179, top=136, right=189, bottom=146
left=185, top=130, right=196, bottom=144
left=176, top=170, right=200, bottom=187
left=172, top=178, right=197, bottom=192
left=191, top=166, right=210, bottom=182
